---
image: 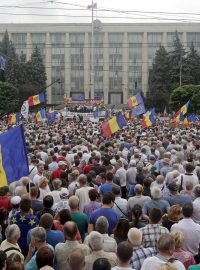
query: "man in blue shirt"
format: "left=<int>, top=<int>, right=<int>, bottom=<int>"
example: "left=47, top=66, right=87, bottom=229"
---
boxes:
left=99, top=172, right=119, bottom=198
left=88, top=192, right=120, bottom=235
left=27, top=213, right=64, bottom=248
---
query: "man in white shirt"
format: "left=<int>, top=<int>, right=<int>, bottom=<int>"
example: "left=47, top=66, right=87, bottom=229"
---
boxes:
left=75, top=174, right=93, bottom=212
left=33, top=162, right=45, bottom=186
left=177, top=162, right=199, bottom=190
left=48, top=156, right=58, bottom=172
left=171, top=202, right=200, bottom=258
left=141, top=234, right=185, bottom=270
left=112, top=186, right=127, bottom=217
left=115, top=160, right=127, bottom=198
left=112, top=241, right=133, bottom=270
left=193, top=185, right=200, bottom=224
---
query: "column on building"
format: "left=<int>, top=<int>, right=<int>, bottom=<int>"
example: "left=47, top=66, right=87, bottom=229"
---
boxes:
left=84, top=32, right=90, bottom=99
left=142, top=32, right=148, bottom=96
left=162, top=32, right=167, bottom=48
left=45, top=33, right=52, bottom=104
left=122, top=32, right=128, bottom=104
left=182, top=31, right=187, bottom=49
left=103, top=32, right=109, bottom=104
left=64, top=33, right=70, bottom=97
left=26, top=33, right=32, bottom=61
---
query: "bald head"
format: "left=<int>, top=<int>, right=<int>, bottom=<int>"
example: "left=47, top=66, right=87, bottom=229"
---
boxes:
left=128, top=228, right=142, bottom=246
left=64, top=221, right=77, bottom=240
left=69, top=249, right=85, bottom=270
left=134, top=184, right=143, bottom=195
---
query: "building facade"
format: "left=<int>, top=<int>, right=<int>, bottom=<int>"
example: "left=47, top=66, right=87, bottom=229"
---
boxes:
left=0, top=23, right=200, bottom=104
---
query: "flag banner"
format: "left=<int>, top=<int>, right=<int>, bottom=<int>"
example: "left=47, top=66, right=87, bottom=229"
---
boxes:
left=131, top=102, right=146, bottom=116
left=141, top=108, right=156, bottom=128
left=102, top=113, right=127, bottom=137
left=0, top=55, right=6, bottom=71
left=48, top=111, right=57, bottom=124
left=28, top=92, right=45, bottom=107
left=187, top=113, right=197, bottom=123
left=21, top=100, right=29, bottom=119
left=102, top=122, right=112, bottom=138
left=127, top=93, right=144, bottom=109
left=0, top=125, right=29, bottom=187
left=36, top=109, right=46, bottom=122
left=176, top=100, right=190, bottom=116
left=8, top=113, right=20, bottom=125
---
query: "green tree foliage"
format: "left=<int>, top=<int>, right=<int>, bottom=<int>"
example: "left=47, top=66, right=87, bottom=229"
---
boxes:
left=169, top=85, right=200, bottom=113
left=0, top=81, right=19, bottom=113
left=146, top=46, right=170, bottom=111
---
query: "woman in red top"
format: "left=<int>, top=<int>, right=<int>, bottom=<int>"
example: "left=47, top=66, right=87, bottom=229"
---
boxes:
left=53, top=209, right=82, bottom=242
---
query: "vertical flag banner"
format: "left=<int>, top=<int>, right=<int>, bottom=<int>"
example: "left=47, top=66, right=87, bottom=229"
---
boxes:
left=21, top=100, right=29, bottom=119
left=102, top=113, right=127, bottom=138
left=28, top=92, right=45, bottom=107
left=36, top=109, right=46, bottom=122
left=8, top=113, right=20, bottom=125
left=127, top=93, right=143, bottom=109
left=0, top=125, right=29, bottom=187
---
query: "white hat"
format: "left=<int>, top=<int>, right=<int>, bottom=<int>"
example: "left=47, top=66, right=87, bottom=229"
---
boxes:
left=60, top=188, right=69, bottom=198
left=11, top=196, right=21, bottom=205
left=58, top=161, right=67, bottom=166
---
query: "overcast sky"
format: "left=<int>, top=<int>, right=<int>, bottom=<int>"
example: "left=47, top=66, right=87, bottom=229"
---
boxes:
left=0, top=0, right=200, bottom=23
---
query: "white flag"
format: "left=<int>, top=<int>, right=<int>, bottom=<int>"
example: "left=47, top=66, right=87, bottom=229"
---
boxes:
left=21, top=100, right=29, bottom=119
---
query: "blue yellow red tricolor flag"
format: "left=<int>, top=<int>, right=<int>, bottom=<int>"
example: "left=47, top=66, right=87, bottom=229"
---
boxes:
left=0, top=125, right=29, bottom=187
left=36, top=108, right=46, bottom=122
left=141, top=108, right=156, bottom=128
left=127, top=93, right=143, bottom=109
left=102, top=112, right=127, bottom=138
left=28, top=92, right=45, bottom=107
left=8, top=113, right=20, bottom=125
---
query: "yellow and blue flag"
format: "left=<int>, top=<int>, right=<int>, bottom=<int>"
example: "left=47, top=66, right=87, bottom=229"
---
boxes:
left=0, top=125, right=29, bottom=187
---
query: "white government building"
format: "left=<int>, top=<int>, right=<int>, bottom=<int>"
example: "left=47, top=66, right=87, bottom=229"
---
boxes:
left=0, top=23, right=200, bottom=104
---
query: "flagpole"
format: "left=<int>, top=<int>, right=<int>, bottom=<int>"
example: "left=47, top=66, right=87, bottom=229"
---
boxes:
left=91, top=0, right=95, bottom=99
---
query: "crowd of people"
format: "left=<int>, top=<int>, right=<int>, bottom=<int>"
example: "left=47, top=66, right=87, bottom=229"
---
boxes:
left=0, top=116, right=200, bottom=270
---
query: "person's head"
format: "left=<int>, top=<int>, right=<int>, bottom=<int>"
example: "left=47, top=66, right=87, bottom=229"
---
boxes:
left=113, top=218, right=129, bottom=239
left=167, top=183, right=179, bottom=194
left=170, top=230, right=185, bottom=249
left=143, top=178, right=152, bottom=188
left=112, top=185, right=121, bottom=197
left=88, top=231, right=103, bottom=251
left=63, top=221, right=78, bottom=241
left=106, top=172, right=113, bottom=182
left=156, top=175, right=165, bottom=184
left=102, top=192, right=114, bottom=206
left=43, top=195, right=54, bottom=209
left=92, top=258, right=111, bottom=270
left=6, top=253, right=23, bottom=270
left=30, top=227, right=46, bottom=249
left=38, top=177, right=49, bottom=189
left=116, top=241, right=133, bottom=265
left=167, top=205, right=182, bottom=222
left=157, top=234, right=175, bottom=257
left=5, top=225, right=21, bottom=244
left=20, top=198, right=31, bottom=213
left=10, top=196, right=21, bottom=209
left=194, top=184, right=200, bottom=198
left=78, top=174, right=87, bottom=186
left=52, top=179, right=62, bottom=191
left=88, top=189, right=99, bottom=202
left=182, top=203, right=193, bottom=218
left=36, top=246, right=54, bottom=269
left=134, top=184, right=143, bottom=195
left=0, top=251, right=6, bottom=270
left=185, top=163, right=194, bottom=173
left=128, top=228, right=142, bottom=246
left=39, top=214, right=53, bottom=230
left=68, top=249, right=85, bottom=270
left=37, top=163, right=44, bottom=174
left=68, top=196, right=79, bottom=211
left=95, top=216, right=109, bottom=234
left=30, top=186, right=39, bottom=199
left=59, top=209, right=72, bottom=225
left=157, top=263, right=178, bottom=270
left=149, top=208, right=162, bottom=224
left=131, top=204, right=143, bottom=220
left=151, top=187, right=161, bottom=199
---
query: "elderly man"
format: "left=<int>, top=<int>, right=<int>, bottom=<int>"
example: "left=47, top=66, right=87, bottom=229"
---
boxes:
left=55, top=221, right=89, bottom=270
left=143, top=187, right=170, bottom=215
left=115, top=160, right=127, bottom=198
left=84, top=216, right=117, bottom=252
left=84, top=231, right=117, bottom=270
left=128, top=228, right=157, bottom=270
left=0, top=224, right=24, bottom=261
left=48, top=179, right=65, bottom=204
left=33, top=161, right=45, bottom=186
left=68, top=249, right=85, bottom=270
left=126, top=160, right=137, bottom=189
left=112, top=241, right=133, bottom=270
left=127, top=184, right=151, bottom=214
left=166, top=182, right=192, bottom=206
left=112, top=185, right=128, bottom=217
left=25, top=227, right=54, bottom=270
left=177, top=162, right=199, bottom=190
left=141, top=234, right=185, bottom=270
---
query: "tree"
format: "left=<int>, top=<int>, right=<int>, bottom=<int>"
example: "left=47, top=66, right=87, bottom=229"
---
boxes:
left=0, top=81, right=19, bottom=113
left=168, top=31, right=186, bottom=91
left=169, top=84, right=200, bottom=113
left=147, top=46, right=170, bottom=111
left=182, top=44, right=200, bottom=85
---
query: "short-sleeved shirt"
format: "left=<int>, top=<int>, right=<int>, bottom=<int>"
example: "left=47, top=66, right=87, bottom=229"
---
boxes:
left=70, top=212, right=88, bottom=241
left=143, top=199, right=170, bottom=215
left=99, top=183, right=118, bottom=195
left=89, top=207, right=120, bottom=235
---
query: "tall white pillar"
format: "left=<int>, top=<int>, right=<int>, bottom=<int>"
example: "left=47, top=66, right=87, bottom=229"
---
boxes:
left=45, top=33, right=52, bottom=104
left=103, top=32, right=109, bottom=104
left=142, top=32, right=148, bottom=96
left=84, top=32, right=90, bottom=99
left=123, top=32, right=128, bottom=104
left=64, top=33, right=70, bottom=97
left=26, top=32, right=32, bottom=61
